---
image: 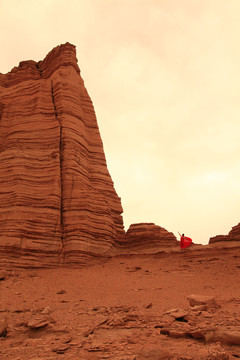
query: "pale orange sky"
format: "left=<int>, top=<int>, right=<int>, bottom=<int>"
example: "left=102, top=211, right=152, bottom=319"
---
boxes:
left=1, top=0, right=240, bottom=244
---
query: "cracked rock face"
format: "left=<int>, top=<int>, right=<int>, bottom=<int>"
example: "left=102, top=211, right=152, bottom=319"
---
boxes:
left=0, top=43, right=124, bottom=267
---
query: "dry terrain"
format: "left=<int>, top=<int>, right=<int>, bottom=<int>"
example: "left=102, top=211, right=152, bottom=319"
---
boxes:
left=0, top=245, right=240, bottom=359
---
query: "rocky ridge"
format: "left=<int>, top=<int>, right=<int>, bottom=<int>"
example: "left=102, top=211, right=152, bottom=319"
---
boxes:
left=209, top=223, right=240, bottom=244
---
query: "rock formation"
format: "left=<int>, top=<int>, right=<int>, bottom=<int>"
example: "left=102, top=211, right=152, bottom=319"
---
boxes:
left=0, top=43, right=124, bottom=267
left=116, top=223, right=178, bottom=253
left=160, top=294, right=240, bottom=346
left=209, top=222, right=240, bottom=244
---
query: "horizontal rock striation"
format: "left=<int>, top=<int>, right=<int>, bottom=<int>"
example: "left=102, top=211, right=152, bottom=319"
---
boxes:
left=228, top=223, right=240, bottom=239
left=0, top=43, right=124, bottom=267
left=209, top=222, right=240, bottom=244
left=116, top=223, right=178, bottom=254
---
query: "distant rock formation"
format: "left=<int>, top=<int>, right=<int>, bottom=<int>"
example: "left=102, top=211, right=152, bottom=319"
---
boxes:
left=0, top=43, right=124, bottom=266
left=209, top=223, right=240, bottom=244
left=116, top=223, right=178, bottom=253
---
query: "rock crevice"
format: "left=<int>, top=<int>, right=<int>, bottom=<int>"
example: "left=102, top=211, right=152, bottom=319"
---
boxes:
left=51, top=79, right=64, bottom=255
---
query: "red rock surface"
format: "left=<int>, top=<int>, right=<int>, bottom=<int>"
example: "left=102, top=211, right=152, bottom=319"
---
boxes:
left=0, top=245, right=240, bottom=359
left=0, top=43, right=124, bottom=267
left=209, top=222, right=240, bottom=244
left=116, top=223, right=178, bottom=254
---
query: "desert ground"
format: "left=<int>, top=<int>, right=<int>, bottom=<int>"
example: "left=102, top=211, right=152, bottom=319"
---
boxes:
left=0, top=244, right=240, bottom=360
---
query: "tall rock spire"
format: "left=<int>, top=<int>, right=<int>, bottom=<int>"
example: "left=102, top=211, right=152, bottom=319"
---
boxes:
left=0, top=43, right=124, bottom=267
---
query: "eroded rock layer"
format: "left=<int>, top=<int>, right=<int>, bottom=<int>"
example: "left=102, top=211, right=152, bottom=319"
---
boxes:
left=209, top=222, right=240, bottom=244
left=0, top=43, right=124, bottom=266
left=116, top=223, right=178, bottom=254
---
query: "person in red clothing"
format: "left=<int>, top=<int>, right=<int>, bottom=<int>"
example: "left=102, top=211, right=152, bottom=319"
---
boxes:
left=180, top=233, right=192, bottom=249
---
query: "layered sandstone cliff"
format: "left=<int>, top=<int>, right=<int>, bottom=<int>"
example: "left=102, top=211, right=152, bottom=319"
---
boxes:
left=0, top=43, right=124, bottom=267
left=209, top=223, right=240, bottom=244
left=116, top=223, right=178, bottom=254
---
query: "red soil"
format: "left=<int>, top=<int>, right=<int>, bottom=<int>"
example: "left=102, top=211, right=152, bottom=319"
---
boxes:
left=0, top=246, right=240, bottom=359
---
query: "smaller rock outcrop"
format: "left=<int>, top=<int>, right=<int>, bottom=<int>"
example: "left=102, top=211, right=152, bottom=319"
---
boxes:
left=160, top=294, right=240, bottom=347
left=116, top=223, right=178, bottom=254
left=209, top=222, right=240, bottom=244
left=187, top=294, right=218, bottom=308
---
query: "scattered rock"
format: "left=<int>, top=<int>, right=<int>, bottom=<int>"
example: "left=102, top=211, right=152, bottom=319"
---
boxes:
left=160, top=314, right=175, bottom=324
left=41, top=306, right=51, bottom=314
left=83, top=326, right=96, bottom=337
left=191, top=304, right=208, bottom=311
left=163, top=308, right=189, bottom=320
left=126, top=266, right=142, bottom=272
left=83, top=317, right=110, bottom=337
left=145, top=302, right=152, bottom=309
left=91, top=307, right=100, bottom=312
left=187, top=294, right=218, bottom=307
left=0, top=271, right=6, bottom=281
left=52, top=344, right=70, bottom=354
left=62, top=335, right=72, bottom=343
left=14, top=307, right=30, bottom=313
left=161, top=324, right=240, bottom=346
left=189, top=329, right=207, bottom=339
left=86, top=342, right=109, bottom=352
left=29, top=272, right=38, bottom=277
left=106, top=314, right=126, bottom=326
left=160, top=328, right=188, bottom=338
left=0, top=318, right=7, bottom=337
left=57, top=289, right=66, bottom=294
left=27, top=318, right=49, bottom=329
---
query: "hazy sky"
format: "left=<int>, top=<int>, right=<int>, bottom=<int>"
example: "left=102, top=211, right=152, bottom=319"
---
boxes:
left=1, top=0, right=240, bottom=244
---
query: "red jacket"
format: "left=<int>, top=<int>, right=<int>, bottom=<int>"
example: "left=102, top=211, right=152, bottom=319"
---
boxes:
left=180, top=235, right=192, bottom=249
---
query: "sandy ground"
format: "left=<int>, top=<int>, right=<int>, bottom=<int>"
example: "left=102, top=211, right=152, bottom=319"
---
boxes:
left=0, top=246, right=240, bottom=359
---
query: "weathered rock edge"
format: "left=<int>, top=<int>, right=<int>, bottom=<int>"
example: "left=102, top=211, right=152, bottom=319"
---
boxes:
left=209, top=223, right=240, bottom=244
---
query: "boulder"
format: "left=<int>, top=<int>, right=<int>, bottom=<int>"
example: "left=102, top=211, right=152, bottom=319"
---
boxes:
left=187, top=294, right=217, bottom=307
left=204, top=329, right=240, bottom=345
